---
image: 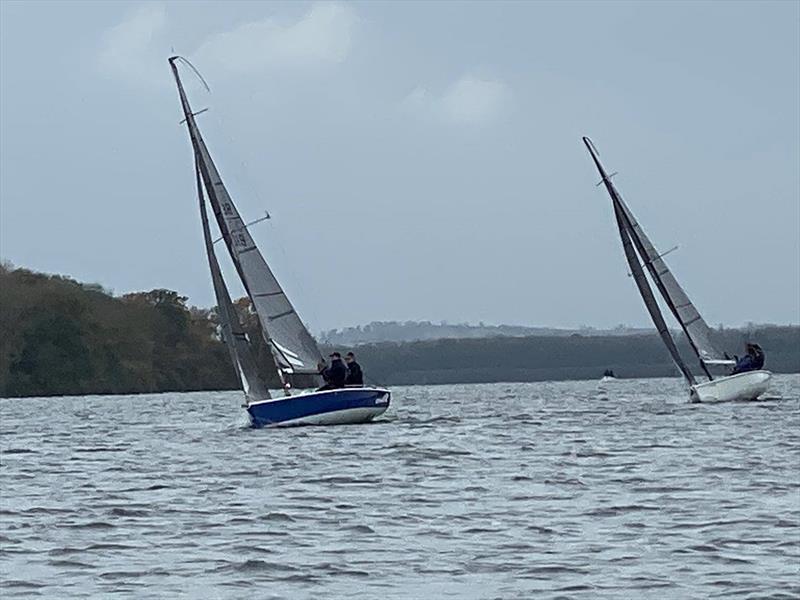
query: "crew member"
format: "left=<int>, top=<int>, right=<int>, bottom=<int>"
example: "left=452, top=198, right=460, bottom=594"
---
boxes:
left=732, top=343, right=765, bottom=375
left=345, top=351, right=364, bottom=386
left=318, top=352, right=347, bottom=390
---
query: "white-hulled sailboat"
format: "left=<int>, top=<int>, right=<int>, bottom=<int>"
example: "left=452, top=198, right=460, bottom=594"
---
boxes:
left=169, top=57, right=390, bottom=426
left=583, top=137, right=771, bottom=403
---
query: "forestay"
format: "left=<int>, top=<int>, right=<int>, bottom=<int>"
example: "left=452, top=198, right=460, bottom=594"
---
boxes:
left=196, top=160, right=270, bottom=401
left=170, top=58, right=323, bottom=376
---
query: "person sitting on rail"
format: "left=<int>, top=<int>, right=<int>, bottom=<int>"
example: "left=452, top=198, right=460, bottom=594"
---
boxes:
left=317, top=352, right=347, bottom=390
left=344, top=352, right=364, bottom=386
left=731, top=343, right=765, bottom=375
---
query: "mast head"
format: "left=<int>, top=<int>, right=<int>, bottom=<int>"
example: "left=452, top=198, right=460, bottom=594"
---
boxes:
left=582, top=136, right=600, bottom=157
left=168, top=55, right=211, bottom=93
left=582, top=135, right=611, bottom=182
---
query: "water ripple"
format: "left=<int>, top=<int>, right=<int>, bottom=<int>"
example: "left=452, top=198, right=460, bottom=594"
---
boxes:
left=1, top=376, right=799, bottom=599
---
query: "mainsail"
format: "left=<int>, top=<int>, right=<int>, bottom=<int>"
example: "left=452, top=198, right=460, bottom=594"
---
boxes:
left=170, top=57, right=323, bottom=378
left=612, top=198, right=697, bottom=384
left=614, top=200, right=725, bottom=368
left=583, top=136, right=716, bottom=383
left=196, top=159, right=270, bottom=401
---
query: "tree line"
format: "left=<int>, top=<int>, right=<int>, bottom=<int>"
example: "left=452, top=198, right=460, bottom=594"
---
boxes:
left=0, top=266, right=238, bottom=397
left=1, top=265, right=797, bottom=397
left=319, top=320, right=652, bottom=346
left=354, top=327, right=800, bottom=386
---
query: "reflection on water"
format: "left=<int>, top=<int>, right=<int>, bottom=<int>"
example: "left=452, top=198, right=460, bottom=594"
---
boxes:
left=1, top=375, right=799, bottom=599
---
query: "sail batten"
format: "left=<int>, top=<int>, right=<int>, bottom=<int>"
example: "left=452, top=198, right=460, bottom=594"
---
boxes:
left=269, top=310, right=296, bottom=321
left=170, top=57, right=323, bottom=380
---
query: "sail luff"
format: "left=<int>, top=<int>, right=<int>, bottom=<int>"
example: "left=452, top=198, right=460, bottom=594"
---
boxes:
left=196, top=159, right=270, bottom=402
left=169, top=57, right=324, bottom=378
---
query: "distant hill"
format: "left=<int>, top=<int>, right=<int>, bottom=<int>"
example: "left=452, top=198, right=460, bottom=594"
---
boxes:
left=338, top=326, right=800, bottom=386
left=319, top=321, right=653, bottom=346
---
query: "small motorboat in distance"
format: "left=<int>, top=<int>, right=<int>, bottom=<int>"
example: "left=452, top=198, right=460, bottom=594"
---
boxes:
left=599, top=369, right=618, bottom=383
left=583, top=137, right=771, bottom=403
left=169, top=57, right=390, bottom=427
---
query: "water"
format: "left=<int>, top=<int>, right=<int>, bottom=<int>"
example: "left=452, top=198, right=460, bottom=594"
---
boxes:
left=2, top=376, right=799, bottom=599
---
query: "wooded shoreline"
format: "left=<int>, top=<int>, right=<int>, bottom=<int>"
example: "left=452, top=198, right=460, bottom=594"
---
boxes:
left=2, top=266, right=797, bottom=398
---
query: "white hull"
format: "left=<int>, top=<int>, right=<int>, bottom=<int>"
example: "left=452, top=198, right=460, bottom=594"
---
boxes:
left=599, top=376, right=618, bottom=383
left=268, top=405, right=388, bottom=428
left=690, top=370, right=772, bottom=403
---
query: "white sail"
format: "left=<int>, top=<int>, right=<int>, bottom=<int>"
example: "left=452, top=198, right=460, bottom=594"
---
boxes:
left=170, top=57, right=323, bottom=377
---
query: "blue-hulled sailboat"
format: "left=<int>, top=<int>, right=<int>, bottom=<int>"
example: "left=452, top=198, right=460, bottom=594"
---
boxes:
left=169, top=57, right=390, bottom=427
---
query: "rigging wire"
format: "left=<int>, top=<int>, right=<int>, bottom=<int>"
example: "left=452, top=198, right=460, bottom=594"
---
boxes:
left=205, top=83, right=326, bottom=351
left=174, top=56, right=211, bottom=93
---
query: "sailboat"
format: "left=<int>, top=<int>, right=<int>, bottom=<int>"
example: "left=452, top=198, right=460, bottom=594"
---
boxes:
left=169, top=56, right=390, bottom=426
left=583, top=137, right=771, bottom=403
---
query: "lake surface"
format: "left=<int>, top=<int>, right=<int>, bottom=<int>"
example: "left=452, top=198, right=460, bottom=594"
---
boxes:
left=1, top=376, right=799, bottom=599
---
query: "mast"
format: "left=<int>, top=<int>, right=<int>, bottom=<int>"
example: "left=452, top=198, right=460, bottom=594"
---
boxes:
left=169, top=56, right=324, bottom=388
left=583, top=137, right=697, bottom=384
left=583, top=141, right=725, bottom=380
left=583, top=137, right=718, bottom=378
left=196, top=157, right=270, bottom=401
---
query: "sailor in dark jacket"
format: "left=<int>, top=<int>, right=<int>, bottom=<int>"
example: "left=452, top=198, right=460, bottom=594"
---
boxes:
left=752, top=344, right=766, bottom=370
left=345, top=352, right=364, bottom=386
left=318, top=352, right=347, bottom=390
left=732, top=343, right=765, bottom=375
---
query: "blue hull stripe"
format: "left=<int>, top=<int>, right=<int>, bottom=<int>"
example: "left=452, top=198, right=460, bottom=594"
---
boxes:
left=247, top=388, right=390, bottom=428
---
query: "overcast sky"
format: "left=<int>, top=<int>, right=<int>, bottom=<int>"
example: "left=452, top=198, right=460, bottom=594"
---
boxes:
left=1, top=1, right=798, bottom=332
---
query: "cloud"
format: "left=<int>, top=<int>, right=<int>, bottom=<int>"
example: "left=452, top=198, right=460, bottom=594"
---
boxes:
left=194, top=3, right=358, bottom=74
left=97, top=2, right=356, bottom=86
left=404, top=75, right=512, bottom=125
left=97, top=3, right=167, bottom=85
